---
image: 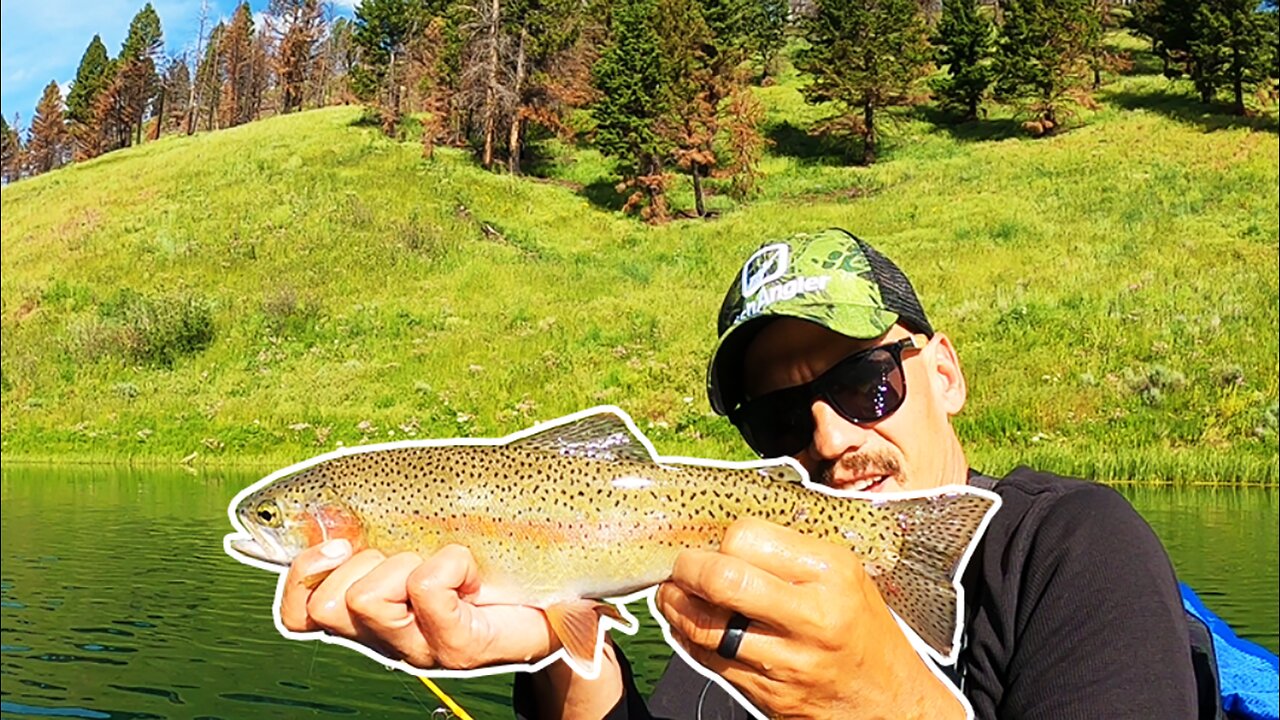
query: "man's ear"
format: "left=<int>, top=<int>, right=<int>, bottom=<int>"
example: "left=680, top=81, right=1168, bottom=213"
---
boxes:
left=927, top=332, right=967, bottom=416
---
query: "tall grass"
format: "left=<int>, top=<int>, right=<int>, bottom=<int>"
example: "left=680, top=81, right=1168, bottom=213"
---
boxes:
left=2, top=38, right=1276, bottom=484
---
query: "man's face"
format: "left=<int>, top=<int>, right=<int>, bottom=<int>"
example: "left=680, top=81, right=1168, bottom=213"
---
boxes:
left=740, top=318, right=968, bottom=493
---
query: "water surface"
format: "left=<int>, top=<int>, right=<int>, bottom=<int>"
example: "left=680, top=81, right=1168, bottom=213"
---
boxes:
left=1, top=466, right=1275, bottom=718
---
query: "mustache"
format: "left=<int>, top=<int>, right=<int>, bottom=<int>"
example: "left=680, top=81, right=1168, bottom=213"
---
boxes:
left=815, top=452, right=902, bottom=486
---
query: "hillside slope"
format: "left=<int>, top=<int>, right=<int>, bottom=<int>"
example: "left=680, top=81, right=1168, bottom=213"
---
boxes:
left=2, top=52, right=1277, bottom=482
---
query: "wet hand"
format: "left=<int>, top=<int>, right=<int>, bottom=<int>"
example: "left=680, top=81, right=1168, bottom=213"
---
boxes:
left=277, top=540, right=559, bottom=670
left=655, top=518, right=966, bottom=720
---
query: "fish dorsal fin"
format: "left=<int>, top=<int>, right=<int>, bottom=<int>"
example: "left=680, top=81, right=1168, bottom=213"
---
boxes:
left=509, top=410, right=656, bottom=463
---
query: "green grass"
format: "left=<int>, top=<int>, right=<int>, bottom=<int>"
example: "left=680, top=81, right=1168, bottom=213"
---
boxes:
left=2, top=39, right=1277, bottom=484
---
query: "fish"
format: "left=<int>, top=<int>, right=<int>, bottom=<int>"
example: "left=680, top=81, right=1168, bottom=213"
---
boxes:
left=225, top=407, right=999, bottom=674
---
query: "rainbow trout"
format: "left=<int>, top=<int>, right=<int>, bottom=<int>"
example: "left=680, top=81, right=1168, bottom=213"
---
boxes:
left=226, top=408, right=998, bottom=672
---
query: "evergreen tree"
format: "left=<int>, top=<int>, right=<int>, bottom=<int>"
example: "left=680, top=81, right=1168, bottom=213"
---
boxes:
left=1190, top=0, right=1275, bottom=114
left=160, top=56, right=192, bottom=134
left=1125, top=0, right=1197, bottom=79
left=67, top=36, right=113, bottom=125
left=754, top=0, right=790, bottom=79
left=92, top=67, right=135, bottom=152
left=932, top=0, right=995, bottom=120
left=269, top=0, right=326, bottom=113
left=28, top=81, right=71, bottom=174
left=1, top=115, right=23, bottom=183
left=795, top=0, right=931, bottom=164
left=654, top=0, right=717, bottom=215
left=120, top=3, right=165, bottom=144
left=592, top=0, right=670, bottom=220
left=499, top=0, right=589, bottom=173
left=218, top=3, right=257, bottom=128
left=996, top=0, right=1099, bottom=134
left=351, top=0, right=430, bottom=136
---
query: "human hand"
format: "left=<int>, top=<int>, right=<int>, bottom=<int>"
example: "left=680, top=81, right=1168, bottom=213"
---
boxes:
left=277, top=539, right=558, bottom=670
left=655, top=518, right=967, bottom=720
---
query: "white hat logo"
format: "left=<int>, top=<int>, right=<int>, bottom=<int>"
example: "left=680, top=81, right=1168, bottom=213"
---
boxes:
left=741, top=243, right=790, bottom=299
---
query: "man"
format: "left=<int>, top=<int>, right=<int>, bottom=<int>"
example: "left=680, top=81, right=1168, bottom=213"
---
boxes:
left=279, top=229, right=1198, bottom=718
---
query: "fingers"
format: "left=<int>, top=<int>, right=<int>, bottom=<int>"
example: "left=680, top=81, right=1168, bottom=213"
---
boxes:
left=279, top=539, right=353, bottom=632
left=656, top=581, right=783, bottom=671
left=667, top=546, right=824, bottom=637
left=303, top=548, right=390, bottom=636
left=345, top=552, right=435, bottom=665
left=407, top=545, right=487, bottom=667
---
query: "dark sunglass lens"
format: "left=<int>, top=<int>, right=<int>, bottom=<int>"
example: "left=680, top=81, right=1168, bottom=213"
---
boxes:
left=736, top=394, right=814, bottom=458
left=826, top=349, right=905, bottom=423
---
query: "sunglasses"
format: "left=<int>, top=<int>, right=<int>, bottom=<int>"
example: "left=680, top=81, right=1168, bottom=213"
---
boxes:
left=728, top=335, right=926, bottom=458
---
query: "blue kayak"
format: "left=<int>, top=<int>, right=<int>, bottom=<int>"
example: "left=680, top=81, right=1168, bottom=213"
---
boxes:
left=1181, top=584, right=1279, bottom=720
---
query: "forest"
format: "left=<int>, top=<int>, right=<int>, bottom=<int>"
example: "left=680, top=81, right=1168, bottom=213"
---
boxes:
left=3, top=0, right=1277, bottom=222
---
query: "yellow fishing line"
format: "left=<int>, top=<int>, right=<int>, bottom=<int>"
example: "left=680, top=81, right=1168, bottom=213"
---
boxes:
left=419, top=676, right=475, bottom=720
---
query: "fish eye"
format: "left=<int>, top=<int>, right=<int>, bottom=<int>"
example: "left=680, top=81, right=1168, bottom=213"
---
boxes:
left=255, top=501, right=281, bottom=527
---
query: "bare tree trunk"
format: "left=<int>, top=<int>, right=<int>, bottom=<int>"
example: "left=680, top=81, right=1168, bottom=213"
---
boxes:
left=691, top=164, right=706, bottom=217
left=861, top=101, right=876, bottom=165
left=507, top=29, right=527, bottom=174
left=152, top=91, right=165, bottom=140
left=482, top=0, right=501, bottom=168
left=188, top=0, right=209, bottom=135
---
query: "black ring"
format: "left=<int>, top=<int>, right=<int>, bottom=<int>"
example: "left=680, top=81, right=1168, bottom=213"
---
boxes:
left=716, top=612, right=751, bottom=660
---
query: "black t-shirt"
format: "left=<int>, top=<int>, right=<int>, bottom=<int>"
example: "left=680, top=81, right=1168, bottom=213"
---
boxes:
left=515, top=467, right=1199, bottom=719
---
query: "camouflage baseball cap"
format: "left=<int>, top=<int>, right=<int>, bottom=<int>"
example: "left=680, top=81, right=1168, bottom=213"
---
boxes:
left=706, top=228, right=934, bottom=415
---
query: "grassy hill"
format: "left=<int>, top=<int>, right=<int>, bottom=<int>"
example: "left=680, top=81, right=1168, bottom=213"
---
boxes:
left=3, top=42, right=1277, bottom=483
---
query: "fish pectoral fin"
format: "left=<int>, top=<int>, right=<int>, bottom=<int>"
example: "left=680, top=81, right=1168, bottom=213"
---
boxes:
left=545, top=600, right=622, bottom=678
left=300, top=567, right=337, bottom=590
left=510, top=409, right=656, bottom=464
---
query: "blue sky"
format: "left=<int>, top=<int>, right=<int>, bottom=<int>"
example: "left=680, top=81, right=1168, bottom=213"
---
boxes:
left=1, top=0, right=356, bottom=128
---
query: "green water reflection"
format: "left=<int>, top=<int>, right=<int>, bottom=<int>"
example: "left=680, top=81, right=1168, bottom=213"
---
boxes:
left=1, top=466, right=1275, bottom=719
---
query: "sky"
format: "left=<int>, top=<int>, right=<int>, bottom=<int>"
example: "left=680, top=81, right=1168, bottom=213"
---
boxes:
left=0, top=0, right=357, bottom=127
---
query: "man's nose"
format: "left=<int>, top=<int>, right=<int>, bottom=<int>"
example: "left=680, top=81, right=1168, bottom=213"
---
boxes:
left=810, top=399, right=870, bottom=459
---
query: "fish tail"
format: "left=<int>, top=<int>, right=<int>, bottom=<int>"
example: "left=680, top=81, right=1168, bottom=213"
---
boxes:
left=869, top=491, right=996, bottom=661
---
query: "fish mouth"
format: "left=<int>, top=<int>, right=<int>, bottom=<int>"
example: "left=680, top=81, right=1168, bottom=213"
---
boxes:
left=226, top=532, right=291, bottom=567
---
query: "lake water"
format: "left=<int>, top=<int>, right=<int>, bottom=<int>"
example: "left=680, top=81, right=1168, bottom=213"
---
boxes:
left=1, top=465, right=1276, bottom=718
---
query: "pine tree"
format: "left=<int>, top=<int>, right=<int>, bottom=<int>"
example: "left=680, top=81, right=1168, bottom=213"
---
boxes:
left=351, top=0, right=430, bottom=137
left=500, top=0, right=589, bottom=173
left=67, top=36, right=113, bottom=125
left=1132, top=0, right=1199, bottom=79
left=995, top=0, right=1099, bottom=134
left=754, top=0, right=790, bottom=80
left=160, top=56, right=192, bottom=134
left=1, top=115, right=23, bottom=183
left=120, top=3, right=164, bottom=145
left=653, top=0, right=719, bottom=215
left=28, top=81, right=71, bottom=175
left=93, top=68, right=135, bottom=152
left=932, top=0, right=995, bottom=120
left=795, top=0, right=931, bottom=165
left=218, top=3, right=257, bottom=128
left=269, top=0, right=326, bottom=113
left=1190, top=0, right=1275, bottom=114
left=592, top=0, right=670, bottom=220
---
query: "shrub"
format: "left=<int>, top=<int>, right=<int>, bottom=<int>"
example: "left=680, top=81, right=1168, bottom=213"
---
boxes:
left=66, top=289, right=216, bottom=368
